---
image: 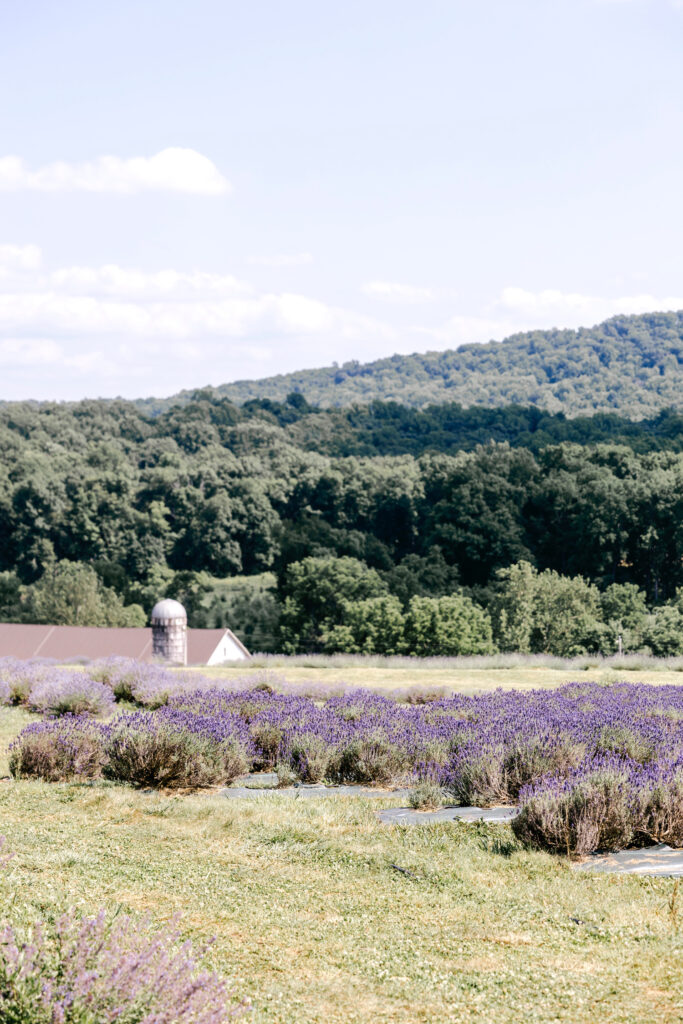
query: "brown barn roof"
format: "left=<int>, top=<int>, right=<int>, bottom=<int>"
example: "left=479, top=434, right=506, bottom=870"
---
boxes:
left=0, top=624, right=249, bottom=664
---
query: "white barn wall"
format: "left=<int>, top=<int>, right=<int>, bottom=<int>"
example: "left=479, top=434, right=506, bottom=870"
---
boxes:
left=206, top=632, right=251, bottom=665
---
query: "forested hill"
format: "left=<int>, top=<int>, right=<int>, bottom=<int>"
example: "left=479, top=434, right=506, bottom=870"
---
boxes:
left=138, top=310, right=683, bottom=418
left=8, top=390, right=683, bottom=653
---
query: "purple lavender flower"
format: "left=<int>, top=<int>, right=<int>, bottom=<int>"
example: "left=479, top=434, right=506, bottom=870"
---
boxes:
left=11, top=674, right=683, bottom=853
left=28, top=672, right=115, bottom=717
left=0, top=837, right=247, bottom=1021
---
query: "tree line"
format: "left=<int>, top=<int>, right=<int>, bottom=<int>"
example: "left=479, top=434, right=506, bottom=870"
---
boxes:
left=4, top=391, right=683, bottom=653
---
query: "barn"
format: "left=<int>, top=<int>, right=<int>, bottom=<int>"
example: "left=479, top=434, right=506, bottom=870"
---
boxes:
left=0, top=599, right=251, bottom=666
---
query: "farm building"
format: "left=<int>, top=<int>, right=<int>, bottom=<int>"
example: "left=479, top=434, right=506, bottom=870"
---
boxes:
left=0, top=599, right=251, bottom=666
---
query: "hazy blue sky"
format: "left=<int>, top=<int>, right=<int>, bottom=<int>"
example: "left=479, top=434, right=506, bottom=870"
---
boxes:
left=1, top=0, right=682, bottom=400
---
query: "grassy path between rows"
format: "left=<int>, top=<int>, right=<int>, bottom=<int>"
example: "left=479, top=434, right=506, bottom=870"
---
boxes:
left=1, top=707, right=683, bottom=1022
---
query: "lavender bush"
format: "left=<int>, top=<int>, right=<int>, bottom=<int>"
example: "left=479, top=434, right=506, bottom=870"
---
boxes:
left=512, top=759, right=635, bottom=856
left=90, top=657, right=201, bottom=707
left=0, top=659, right=52, bottom=705
left=27, top=672, right=115, bottom=717
left=102, top=708, right=253, bottom=789
left=0, top=912, right=247, bottom=1023
left=409, top=780, right=445, bottom=810
left=513, top=756, right=683, bottom=856
left=0, top=837, right=246, bottom=1022
left=9, top=718, right=106, bottom=782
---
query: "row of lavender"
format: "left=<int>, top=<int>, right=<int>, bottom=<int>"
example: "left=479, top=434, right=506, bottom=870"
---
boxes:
left=7, top=664, right=683, bottom=854
left=0, top=657, right=232, bottom=715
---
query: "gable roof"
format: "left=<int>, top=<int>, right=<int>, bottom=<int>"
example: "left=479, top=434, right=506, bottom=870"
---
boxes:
left=0, top=624, right=250, bottom=664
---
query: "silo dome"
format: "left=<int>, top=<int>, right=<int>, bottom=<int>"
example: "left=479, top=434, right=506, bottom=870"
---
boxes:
left=151, top=598, right=187, bottom=622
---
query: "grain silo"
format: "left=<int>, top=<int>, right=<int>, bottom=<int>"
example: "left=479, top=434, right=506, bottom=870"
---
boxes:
left=150, top=598, right=188, bottom=665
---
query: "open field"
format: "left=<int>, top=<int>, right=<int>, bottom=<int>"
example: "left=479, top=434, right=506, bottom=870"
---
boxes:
left=2, top=705, right=683, bottom=1023
left=191, top=655, right=683, bottom=694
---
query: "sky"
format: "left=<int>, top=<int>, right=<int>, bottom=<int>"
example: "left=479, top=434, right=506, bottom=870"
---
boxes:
left=1, top=0, right=683, bottom=401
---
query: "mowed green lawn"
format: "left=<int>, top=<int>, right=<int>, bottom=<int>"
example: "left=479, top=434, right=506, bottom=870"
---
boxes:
left=1, top=707, right=683, bottom=1022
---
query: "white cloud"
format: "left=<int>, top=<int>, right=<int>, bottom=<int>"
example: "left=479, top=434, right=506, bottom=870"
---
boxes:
left=423, top=287, right=683, bottom=348
left=248, top=252, right=313, bottom=268
left=0, top=244, right=42, bottom=271
left=0, top=252, right=395, bottom=398
left=0, top=337, right=62, bottom=366
left=363, top=280, right=436, bottom=303
left=0, top=148, right=230, bottom=195
left=498, top=286, right=683, bottom=325
left=3, top=250, right=681, bottom=401
left=0, top=288, right=391, bottom=343
left=49, top=265, right=250, bottom=298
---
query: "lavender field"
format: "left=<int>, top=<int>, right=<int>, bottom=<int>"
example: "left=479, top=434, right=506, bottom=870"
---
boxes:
left=4, top=658, right=683, bottom=857
left=3, top=660, right=683, bottom=1021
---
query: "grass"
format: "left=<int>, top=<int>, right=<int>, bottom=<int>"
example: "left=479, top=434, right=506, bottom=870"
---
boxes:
left=45, top=652, right=683, bottom=693
left=0, top=705, right=30, bottom=775
left=1, top=706, right=683, bottom=1022
left=192, top=659, right=683, bottom=693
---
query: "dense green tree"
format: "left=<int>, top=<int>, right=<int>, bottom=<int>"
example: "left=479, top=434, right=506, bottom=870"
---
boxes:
left=421, top=446, right=536, bottom=585
left=0, top=571, right=22, bottom=621
left=321, top=596, right=406, bottom=655
left=145, top=311, right=683, bottom=419
left=403, top=594, right=496, bottom=656
left=490, top=561, right=538, bottom=653
left=197, top=573, right=280, bottom=652
left=642, top=605, right=683, bottom=657
left=6, top=351, right=683, bottom=653
left=26, top=561, right=146, bottom=627
left=529, top=571, right=602, bottom=656
left=599, top=583, right=649, bottom=653
left=382, top=549, right=460, bottom=607
left=278, top=556, right=388, bottom=653
left=491, top=561, right=604, bottom=656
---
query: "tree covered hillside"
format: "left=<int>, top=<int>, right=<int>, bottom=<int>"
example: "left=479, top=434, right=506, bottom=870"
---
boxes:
left=5, top=392, right=683, bottom=655
left=138, top=310, right=683, bottom=418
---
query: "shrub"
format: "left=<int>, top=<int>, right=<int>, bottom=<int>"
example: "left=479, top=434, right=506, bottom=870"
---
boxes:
left=276, top=760, right=297, bottom=787
left=104, top=721, right=226, bottom=789
left=328, top=736, right=407, bottom=786
left=0, top=909, right=246, bottom=1022
left=250, top=722, right=283, bottom=770
left=129, top=665, right=187, bottom=708
left=0, top=659, right=49, bottom=705
left=9, top=719, right=106, bottom=782
left=512, top=762, right=634, bottom=856
left=221, top=738, right=250, bottom=784
left=0, top=836, right=247, bottom=1021
left=403, top=593, right=496, bottom=656
left=503, top=736, right=587, bottom=799
left=409, top=780, right=445, bottom=810
left=633, top=770, right=683, bottom=847
left=27, top=673, right=115, bottom=717
left=405, top=688, right=448, bottom=705
left=445, top=746, right=510, bottom=807
left=90, top=657, right=160, bottom=702
left=596, top=725, right=656, bottom=764
left=288, top=734, right=333, bottom=783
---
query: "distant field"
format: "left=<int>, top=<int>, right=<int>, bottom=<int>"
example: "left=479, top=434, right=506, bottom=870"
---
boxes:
left=190, top=654, right=683, bottom=694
